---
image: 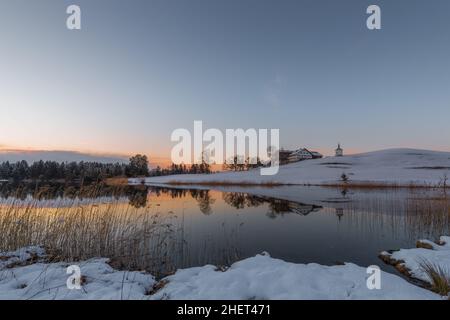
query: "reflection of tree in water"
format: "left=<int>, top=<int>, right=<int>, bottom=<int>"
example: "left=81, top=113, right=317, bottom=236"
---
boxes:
left=147, top=187, right=216, bottom=215
left=222, top=192, right=266, bottom=209
left=222, top=192, right=322, bottom=218
left=0, top=182, right=64, bottom=200
left=0, top=182, right=150, bottom=202
left=150, top=187, right=188, bottom=199
left=266, top=199, right=293, bottom=219
left=127, top=186, right=148, bottom=208
left=222, top=192, right=245, bottom=209
left=189, top=190, right=215, bottom=215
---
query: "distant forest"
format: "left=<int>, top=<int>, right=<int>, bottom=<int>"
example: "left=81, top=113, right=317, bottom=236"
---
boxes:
left=0, top=154, right=149, bottom=183
left=150, top=156, right=264, bottom=176
left=0, top=154, right=266, bottom=182
left=151, top=162, right=212, bottom=176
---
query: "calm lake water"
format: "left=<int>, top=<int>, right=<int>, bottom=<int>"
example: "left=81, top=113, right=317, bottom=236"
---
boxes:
left=0, top=182, right=449, bottom=277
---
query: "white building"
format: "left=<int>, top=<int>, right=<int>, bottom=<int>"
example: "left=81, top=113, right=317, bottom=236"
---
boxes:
left=335, top=144, right=344, bottom=157
left=288, top=148, right=323, bottom=163
left=309, top=151, right=323, bottom=159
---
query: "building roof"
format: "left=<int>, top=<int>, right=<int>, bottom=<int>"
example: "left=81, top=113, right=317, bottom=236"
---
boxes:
left=289, top=148, right=322, bottom=157
left=310, top=151, right=323, bottom=156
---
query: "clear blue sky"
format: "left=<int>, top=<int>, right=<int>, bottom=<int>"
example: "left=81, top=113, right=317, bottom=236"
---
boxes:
left=1, top=0, right=449, bottom=161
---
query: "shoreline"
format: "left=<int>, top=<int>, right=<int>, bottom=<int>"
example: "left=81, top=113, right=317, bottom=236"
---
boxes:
left=1, top=240, right=447, bottom=300
left=133, top=180, right=446, bottom=190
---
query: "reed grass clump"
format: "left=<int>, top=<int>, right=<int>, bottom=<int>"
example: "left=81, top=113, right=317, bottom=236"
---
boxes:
left=419, top=260, right=450, bottom=296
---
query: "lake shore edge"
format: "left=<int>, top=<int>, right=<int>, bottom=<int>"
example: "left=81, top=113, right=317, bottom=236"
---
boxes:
left=1, top=236, right=449, bottom=300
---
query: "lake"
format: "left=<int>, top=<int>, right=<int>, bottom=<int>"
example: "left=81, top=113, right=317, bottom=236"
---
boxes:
left=0, top=182, right=448, bottom=278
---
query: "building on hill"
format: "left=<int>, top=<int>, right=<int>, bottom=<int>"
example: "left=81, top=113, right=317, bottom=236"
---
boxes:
left=279, top=149, right=293, bottom=165
left=287, top=148, right=323, bottom=163
left=309, top=151, right=323, bottom=159
left=335, top=144, right=344, bottom=157
left=288, top=149, right=312, bottom=162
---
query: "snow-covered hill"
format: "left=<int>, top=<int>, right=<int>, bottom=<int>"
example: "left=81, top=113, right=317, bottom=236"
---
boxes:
left=134, top=149, right=450, bottom=187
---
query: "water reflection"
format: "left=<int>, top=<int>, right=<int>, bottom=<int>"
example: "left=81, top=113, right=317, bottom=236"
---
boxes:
left=222, top=192, right=322, bottom=218
left=0, top=182, right=149, bottom=208
left=0, top=182, right=449, bottom=277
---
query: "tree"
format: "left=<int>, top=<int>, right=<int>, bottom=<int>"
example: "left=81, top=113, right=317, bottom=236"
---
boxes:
left=126, top=154, right=149, bottom=177
left=12, top=160, right=29, bottom=180
left=226, top=156, right=239, bottom=172
left=245, top=157, right=263, bottom=171
left=341, top=173, right=349, bottom=183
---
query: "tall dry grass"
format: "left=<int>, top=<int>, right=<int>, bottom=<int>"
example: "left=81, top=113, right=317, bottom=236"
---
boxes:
left=0, top=189, right=178, bottom=276
left=405, top=191, right=450, bottom=239
left=419, top=260, right=450, bottom=296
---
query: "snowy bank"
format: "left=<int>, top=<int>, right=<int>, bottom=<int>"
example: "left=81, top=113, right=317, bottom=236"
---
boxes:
left=133, top=149, right=450, bottom=187
left=380, top=236, right=450, bottom=287
left=0, top=247, right=441, bottom=300
left=150, top=253, right=439, bottom=300
left=0, top=247, right=155, bottom=300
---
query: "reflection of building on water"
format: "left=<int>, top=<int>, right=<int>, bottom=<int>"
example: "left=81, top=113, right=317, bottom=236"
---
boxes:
left=287, top=202, right=322, bottom=216
left=268, top=198, right=322, bottom=216
left=335, top=208, right=344, bottom=221
left=221, top=192, right=323, bottom=217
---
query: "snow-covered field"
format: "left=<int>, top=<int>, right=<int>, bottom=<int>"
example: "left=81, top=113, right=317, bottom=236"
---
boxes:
left=380, top=236, right=450, bottom=285
left=148, top=253, right=439, bottom=300
left=0, top=247, right=155, bottom=300
left=132, top=149, right=450, bottom=187
left=0, top=246, right=445, bottom=300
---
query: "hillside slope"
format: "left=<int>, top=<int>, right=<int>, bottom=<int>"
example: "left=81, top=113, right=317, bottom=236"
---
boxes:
left=134, top=149, right=450, bottom=187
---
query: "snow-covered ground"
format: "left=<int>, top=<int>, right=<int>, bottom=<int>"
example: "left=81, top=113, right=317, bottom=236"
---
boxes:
left=149, top=253, right=439, bottom=300
left=132, top=149, right=450, bottom=187
left=0, top=247, right=155, bottom=300
left=380, top=236, right=450, bottom=285
left=0, top=247, right=443, bottom=300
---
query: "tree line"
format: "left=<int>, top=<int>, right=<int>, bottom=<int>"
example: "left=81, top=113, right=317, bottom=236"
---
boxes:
left=150, top=162, right=212, bottom=176
left=0, top=155, right=149, bottom=182
left=149, top=156, right=265, bottom=176
left=0, top=154, right=268, bottom=181
left=222, top=156, right=264, bottom=172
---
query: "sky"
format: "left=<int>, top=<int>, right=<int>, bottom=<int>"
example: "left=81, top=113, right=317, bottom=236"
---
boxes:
left=1, top=0, right=449, bottom=165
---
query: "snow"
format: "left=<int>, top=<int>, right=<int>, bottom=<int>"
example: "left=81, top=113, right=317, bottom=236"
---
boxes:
left=380, top=236, right=450, bottom=285
left=133, top=149, right=450, bottom=187
left=0, top=246, right=46, bottom=270
left=0, top=247, right=439, bottom=300
left=149, top=253, right=439, bottom=300
left=0, top=247, right=155, bottom=300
